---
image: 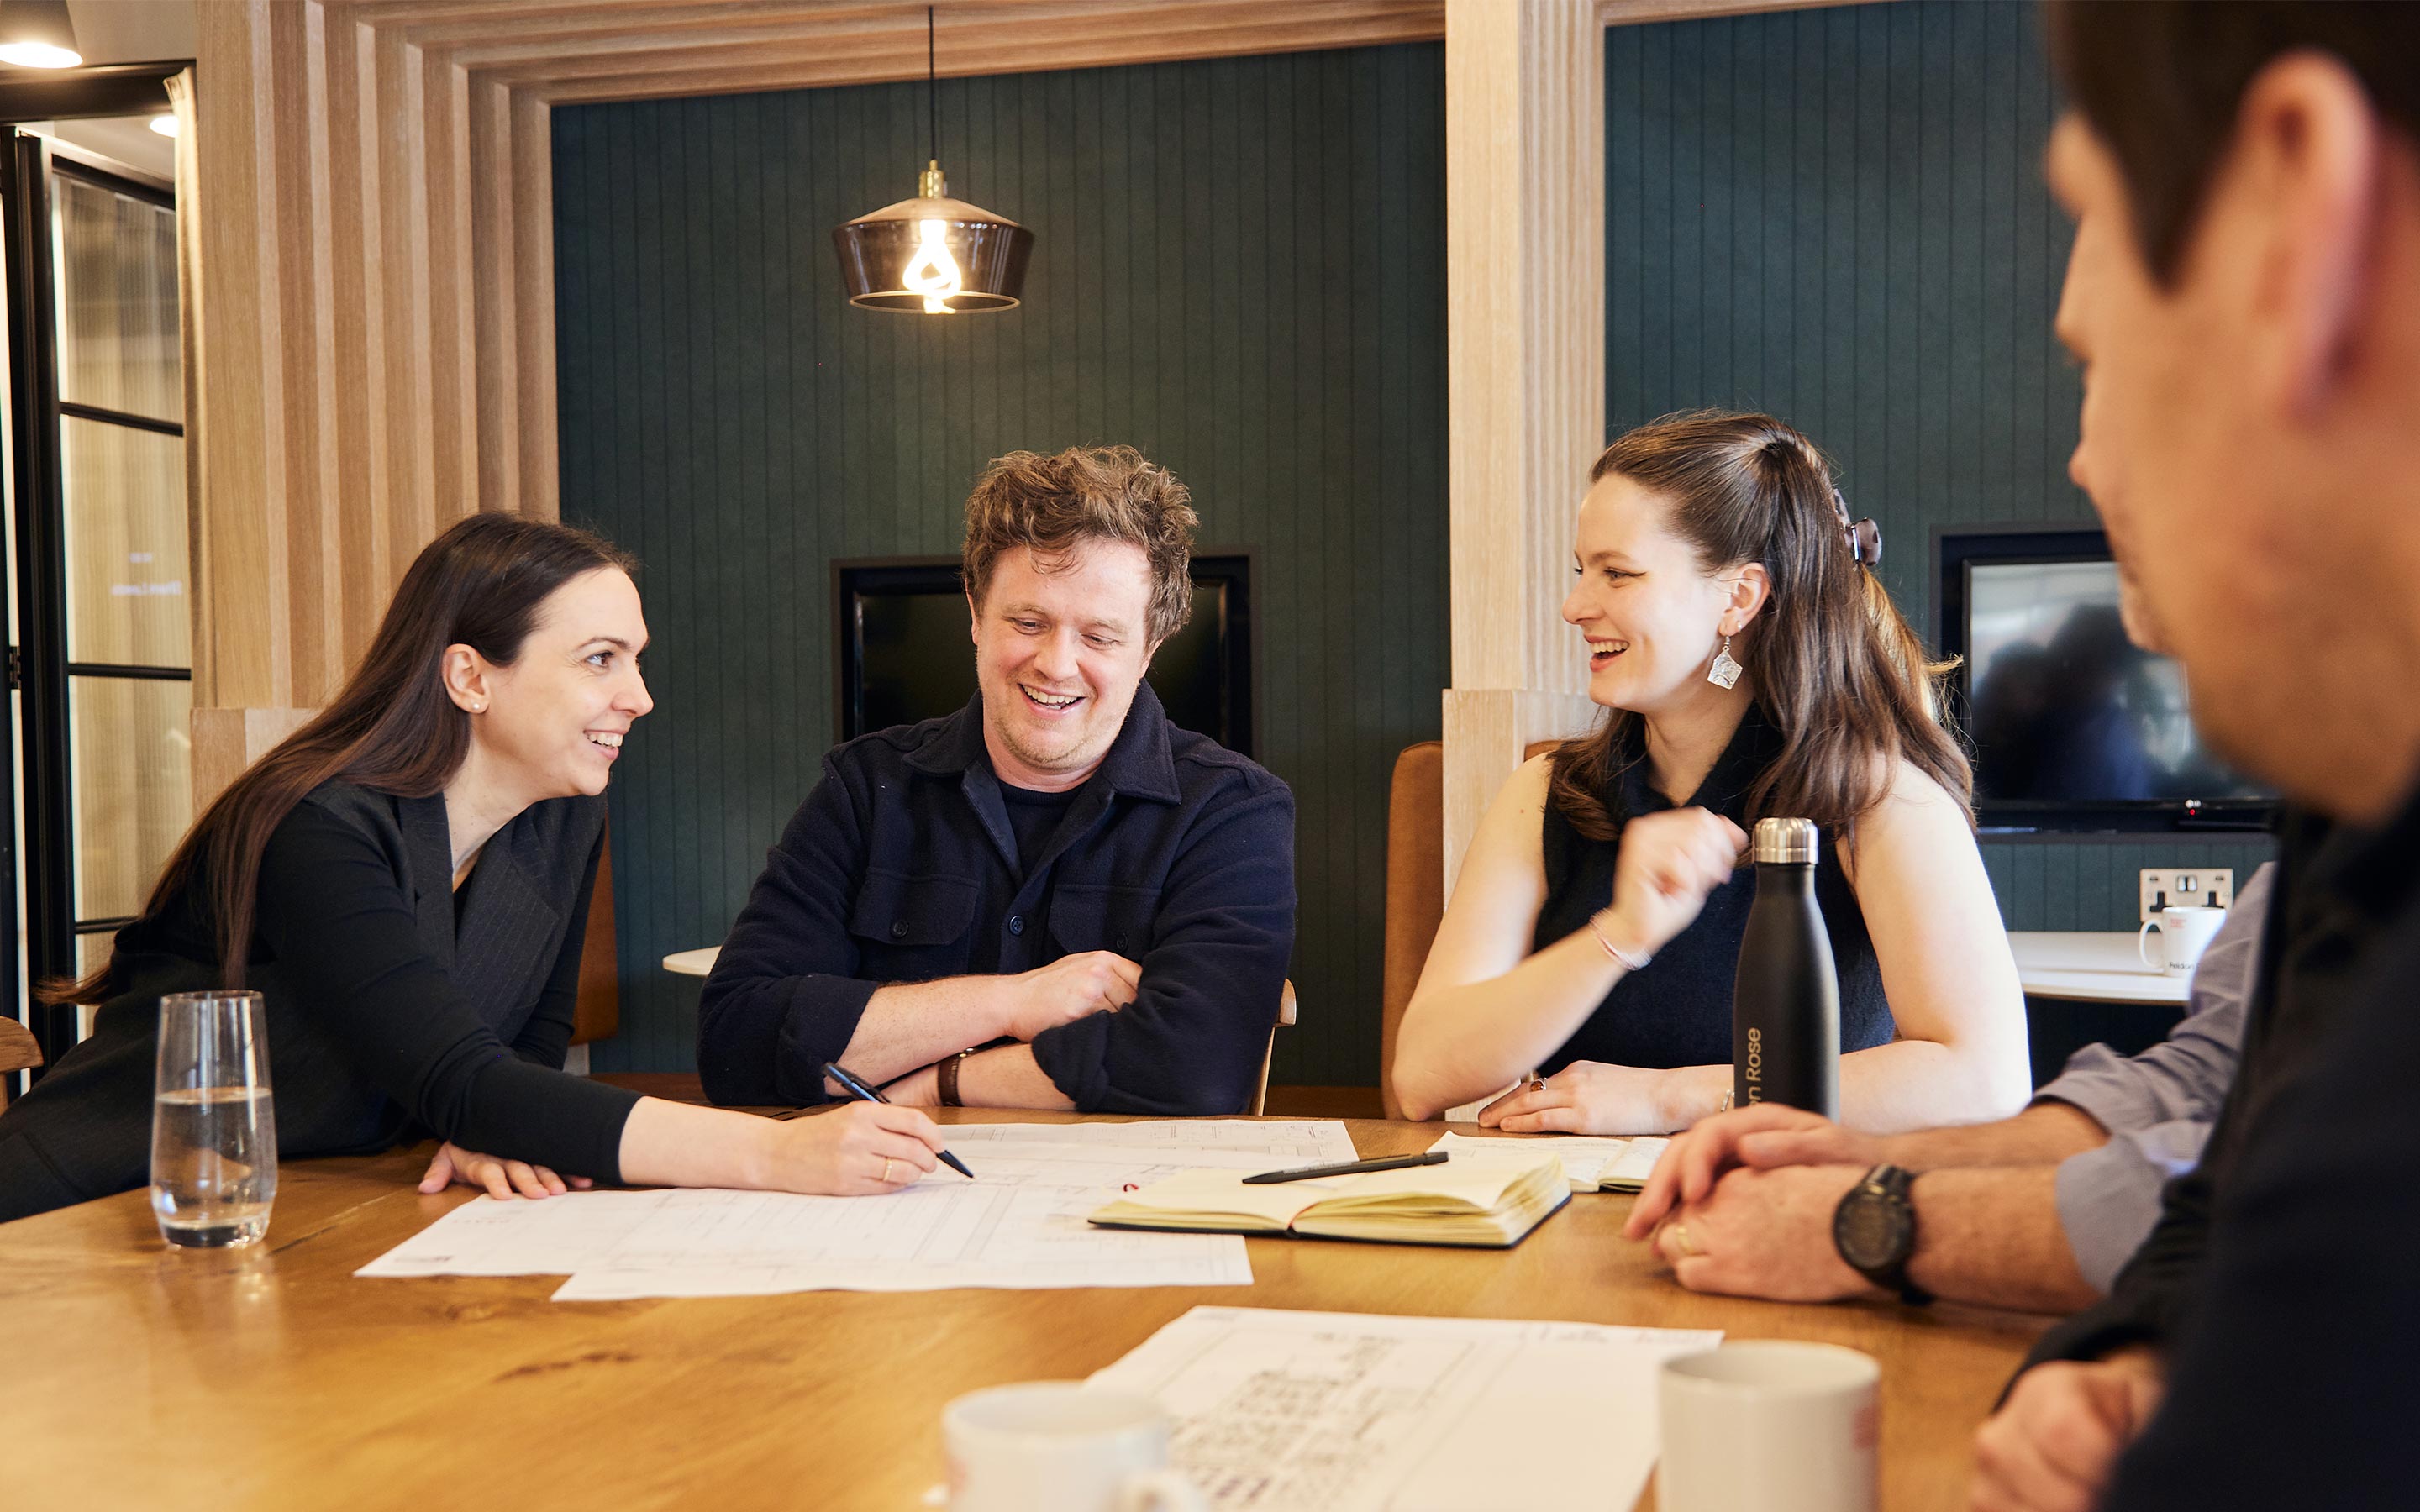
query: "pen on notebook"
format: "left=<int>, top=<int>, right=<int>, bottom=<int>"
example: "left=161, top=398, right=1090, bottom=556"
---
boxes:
left=1240, top=1151, right=1449, bottom=1185
left=819, top=1060, right=975, bottom=1179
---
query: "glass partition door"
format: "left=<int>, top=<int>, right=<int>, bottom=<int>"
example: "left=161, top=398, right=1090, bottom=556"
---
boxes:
left=4, top=132, right=186, bottom=1069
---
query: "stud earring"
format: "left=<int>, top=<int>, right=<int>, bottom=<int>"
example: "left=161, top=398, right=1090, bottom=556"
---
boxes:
left=1707, top=633, right=1743, bottom=690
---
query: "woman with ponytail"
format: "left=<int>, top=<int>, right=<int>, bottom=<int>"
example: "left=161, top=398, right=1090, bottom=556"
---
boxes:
left=1393, top=412, right=2029, bottom=1132
left=0, top=513, right=942, bottom=1221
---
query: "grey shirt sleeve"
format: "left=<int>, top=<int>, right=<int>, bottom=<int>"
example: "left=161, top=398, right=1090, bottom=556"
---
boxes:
left=2036, top=862, right=2269, bottom=1292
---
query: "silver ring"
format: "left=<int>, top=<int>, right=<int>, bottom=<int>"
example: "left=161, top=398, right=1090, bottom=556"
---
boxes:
left=1528, top=1074, right=1546, bottom=1094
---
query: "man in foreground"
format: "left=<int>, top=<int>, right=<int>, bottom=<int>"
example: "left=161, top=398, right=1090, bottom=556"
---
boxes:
left=697, top=445, right=1296, bottom=1115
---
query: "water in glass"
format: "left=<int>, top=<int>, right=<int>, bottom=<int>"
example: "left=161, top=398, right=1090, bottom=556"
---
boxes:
left=150, top=1085, right=277, bottom=1245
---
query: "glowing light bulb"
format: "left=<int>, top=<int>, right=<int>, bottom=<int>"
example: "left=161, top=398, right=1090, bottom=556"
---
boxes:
left=0, top=41, right=80, bottom=67
left=149, top=114, right=179, bottom=139
left=900, top=218, right=962, bottom=314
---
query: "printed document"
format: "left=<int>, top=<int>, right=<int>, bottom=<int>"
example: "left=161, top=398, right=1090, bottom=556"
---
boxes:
left=1427, top=1129, right=1669, bottom=1191
left=357, top=1119, right=1358, bottom=1300
left=1088, top=1306, right=1723, bottom=1511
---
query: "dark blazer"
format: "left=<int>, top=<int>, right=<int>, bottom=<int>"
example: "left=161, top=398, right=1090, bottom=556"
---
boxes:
left=0, top=781, right=639, bottom=1223
left=697, top=685, right=1297, bottom=1116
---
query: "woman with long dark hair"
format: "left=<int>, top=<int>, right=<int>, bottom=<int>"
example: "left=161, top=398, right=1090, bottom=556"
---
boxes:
left=0, top=513, right=941, bottom=1221
left=1392, top=412, right=2030, bottom=1132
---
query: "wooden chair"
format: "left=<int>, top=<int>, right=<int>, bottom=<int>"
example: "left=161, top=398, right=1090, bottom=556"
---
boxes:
left=1248, top=980, right=1300, bottom=1116
left=1380, top=738, right=1563, bottom=1117
left=0, top=1015, right=45, bottom=1110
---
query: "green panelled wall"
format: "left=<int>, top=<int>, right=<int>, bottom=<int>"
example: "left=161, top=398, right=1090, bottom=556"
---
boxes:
left=1606, top=0, right=2272, bottom=927
left=554, top=45, right=1447, bottom=1081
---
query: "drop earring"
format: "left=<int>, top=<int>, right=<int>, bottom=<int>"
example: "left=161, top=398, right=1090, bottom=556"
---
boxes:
left=1707, top=633, right=1743, bottom=690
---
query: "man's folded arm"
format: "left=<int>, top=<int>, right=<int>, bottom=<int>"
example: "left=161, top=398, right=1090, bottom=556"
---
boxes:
left=697, top=763, right=880, bottom=1107
left=1030, top=780, right=1297, bottom=1114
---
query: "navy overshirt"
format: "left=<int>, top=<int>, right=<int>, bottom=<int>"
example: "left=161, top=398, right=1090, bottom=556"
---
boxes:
left=697, top=685, right=1297, bottom=1114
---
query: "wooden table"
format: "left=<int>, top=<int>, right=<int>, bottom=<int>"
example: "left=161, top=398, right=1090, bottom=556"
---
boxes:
left=2, top=1113, right=2045, bottom=1509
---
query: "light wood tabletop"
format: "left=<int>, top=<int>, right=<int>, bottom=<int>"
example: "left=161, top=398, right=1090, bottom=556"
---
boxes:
left=2, top=1112, right=2045, bottom=1510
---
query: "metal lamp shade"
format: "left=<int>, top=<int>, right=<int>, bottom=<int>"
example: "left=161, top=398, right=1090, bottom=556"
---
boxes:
left=833, top=192, right=1033, bottom=313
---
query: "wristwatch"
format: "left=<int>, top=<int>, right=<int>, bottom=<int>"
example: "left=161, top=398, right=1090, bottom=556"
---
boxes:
left=937, top=1048, right=975, bottom=1107
left=1833, top=1163, right=1933, bottom=1305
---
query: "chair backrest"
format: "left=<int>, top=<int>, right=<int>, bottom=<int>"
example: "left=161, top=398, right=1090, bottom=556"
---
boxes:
left=1248, top=979, right=1300, bottom=1116
left=0, top=1016, right=45, bottom=1108
left=571, top=827, right=619, bottom=1047
left=1380, top=738, right=1566, bottom=1118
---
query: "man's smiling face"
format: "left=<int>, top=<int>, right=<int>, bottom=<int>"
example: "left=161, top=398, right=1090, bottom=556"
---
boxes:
left=969, top=539, right=1158, bottom=791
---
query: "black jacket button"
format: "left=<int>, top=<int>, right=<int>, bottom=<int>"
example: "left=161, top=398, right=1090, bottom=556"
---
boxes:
left=1007, top=916, right=1025, bottom=936
left=890, top=920, right=908, bottom=939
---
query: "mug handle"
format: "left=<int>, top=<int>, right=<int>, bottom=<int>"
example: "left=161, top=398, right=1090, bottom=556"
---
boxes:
left=1117, top=1470, right=1207, bottom=1512
left=2138, top=916, right=2164, bottom=970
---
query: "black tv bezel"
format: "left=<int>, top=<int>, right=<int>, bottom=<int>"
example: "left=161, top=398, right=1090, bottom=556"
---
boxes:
left=832, top=550, right=1259, bottom=759
left=1933, top=523, right=2274, bottom=834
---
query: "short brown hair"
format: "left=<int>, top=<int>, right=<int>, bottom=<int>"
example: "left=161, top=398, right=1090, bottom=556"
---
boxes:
left=2046, top=1, right=2420, bottom=284
left=961, top=445, right=1198, bottom=645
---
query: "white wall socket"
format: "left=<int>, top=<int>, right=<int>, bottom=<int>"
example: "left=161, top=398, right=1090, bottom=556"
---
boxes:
left=2140, top=868, right=2233, bottom=923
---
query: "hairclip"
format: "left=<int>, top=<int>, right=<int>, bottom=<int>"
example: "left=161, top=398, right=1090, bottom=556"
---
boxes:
left=1829, top=486, right=1881, bottom=567
left=1846, top=516, right=1882, bottom=567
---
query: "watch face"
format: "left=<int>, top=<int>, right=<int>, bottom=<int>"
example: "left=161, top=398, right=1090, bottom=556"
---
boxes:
left=1835, top=1189, right=1915, bottom=1271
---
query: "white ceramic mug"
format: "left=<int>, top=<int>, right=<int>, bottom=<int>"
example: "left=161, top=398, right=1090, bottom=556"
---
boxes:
left=2139, top=906, right=2227, bottom=975
left=1660, top=1341, right=1880, bottom=1512
left=943, top=1383, right=1205, bottom=1512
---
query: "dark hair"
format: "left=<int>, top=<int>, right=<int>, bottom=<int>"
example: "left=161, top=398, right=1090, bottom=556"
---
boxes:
left=961, top=444, right=1198, bottom=645
left=42, top=512, right=636, bottom=1004
left=2045, top=1, right=2420, bottom=283
left=1547, top=410, right=1970, bottom=841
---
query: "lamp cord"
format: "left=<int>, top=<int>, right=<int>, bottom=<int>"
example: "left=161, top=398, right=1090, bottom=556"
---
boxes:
left=927, top=5, right=938, bottom=165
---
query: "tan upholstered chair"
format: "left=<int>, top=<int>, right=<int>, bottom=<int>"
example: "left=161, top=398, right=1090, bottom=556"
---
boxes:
left=1380, top=738, right=1565, bottom=1118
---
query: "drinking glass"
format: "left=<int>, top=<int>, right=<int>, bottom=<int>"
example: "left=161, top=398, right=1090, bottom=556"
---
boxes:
left=150, top=990, right=277, bottom=1247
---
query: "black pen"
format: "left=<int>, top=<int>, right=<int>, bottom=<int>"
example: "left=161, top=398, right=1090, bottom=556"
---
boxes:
left=1240, top=1151, right=1449, bottom=1185
left=819, top=1061, right=975, bottom=1179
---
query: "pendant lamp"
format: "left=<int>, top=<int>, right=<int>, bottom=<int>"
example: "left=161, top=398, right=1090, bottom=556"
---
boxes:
left=0, top=1, right=82, bottom=69
left=832, top=6, right=1032, bottom=313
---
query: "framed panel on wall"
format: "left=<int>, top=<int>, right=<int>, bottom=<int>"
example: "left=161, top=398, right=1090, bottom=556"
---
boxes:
left=834, top=552, right=1257, bottom=759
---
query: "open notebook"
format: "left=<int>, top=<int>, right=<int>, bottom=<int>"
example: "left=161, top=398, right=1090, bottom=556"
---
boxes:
left=1428, top=1131, right=1670, bottom=1193
left=1088, top=1147, right=1568, bottom=1249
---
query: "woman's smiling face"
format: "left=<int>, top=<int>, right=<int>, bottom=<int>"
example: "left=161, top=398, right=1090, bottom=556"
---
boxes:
left=466, top=566, right=654, bottom=800
left=1562, top=473, right=1748, bottom=714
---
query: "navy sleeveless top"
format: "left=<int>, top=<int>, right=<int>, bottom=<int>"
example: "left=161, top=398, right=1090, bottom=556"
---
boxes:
left=1532, top=704, right=1894, bottom=1074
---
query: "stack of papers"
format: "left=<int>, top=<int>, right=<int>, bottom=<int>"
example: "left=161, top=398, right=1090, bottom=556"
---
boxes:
left=1089, top=1306, right=1723, bottom=1511
left=357, top=1119, right=1360, bottom=1300
left=1427, top=1130, right=1669, bottom=1192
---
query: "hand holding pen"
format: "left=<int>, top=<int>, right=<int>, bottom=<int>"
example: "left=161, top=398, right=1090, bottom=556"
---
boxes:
left=823, top=1061, right=976, bottom=1179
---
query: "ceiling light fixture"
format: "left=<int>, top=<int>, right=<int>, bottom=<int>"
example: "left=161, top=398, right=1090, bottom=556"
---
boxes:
left=0, top=0, right=81, bottom=69
left=149, top=113, right=178, bottom=139
left=831, top=6, right=1032, bottom=314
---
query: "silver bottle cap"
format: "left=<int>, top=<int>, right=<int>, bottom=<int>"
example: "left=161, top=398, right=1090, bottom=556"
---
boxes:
left=1753, top=816, right=1819, bottom=864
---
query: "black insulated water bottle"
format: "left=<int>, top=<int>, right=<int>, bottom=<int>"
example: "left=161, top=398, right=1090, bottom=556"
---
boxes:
left=1732, top=816, right=1840, bottom=1117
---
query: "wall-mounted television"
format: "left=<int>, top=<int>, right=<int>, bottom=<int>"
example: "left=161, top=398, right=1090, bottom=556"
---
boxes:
left=834, top=554, right=1256, bottom=758
left=1934, top=526, right=2272, bottom=833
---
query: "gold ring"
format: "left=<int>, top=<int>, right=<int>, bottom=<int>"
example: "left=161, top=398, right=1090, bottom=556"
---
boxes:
left=1667, top=1222, right=1697, bottom=1259
left=1528, top=1074, right=1546, bottom=1094
left=881, top=1156, right=898, bottom=1184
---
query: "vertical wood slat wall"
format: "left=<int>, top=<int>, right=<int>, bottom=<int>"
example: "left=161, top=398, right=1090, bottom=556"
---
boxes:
left=552, top=46, right=1449, bottom=1084
left=189, top=0, right=559, bottom=765
left=1603, top=0, right=2275, bottom=930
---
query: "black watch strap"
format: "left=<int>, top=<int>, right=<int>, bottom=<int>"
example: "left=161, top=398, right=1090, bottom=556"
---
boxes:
left=1835, top=1163, right=1934, bottom=1306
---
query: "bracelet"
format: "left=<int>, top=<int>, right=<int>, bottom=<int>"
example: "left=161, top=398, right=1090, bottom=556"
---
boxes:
left=937, top=1048, right=974, bottom=1107
left=1587, top=909, right=1654, bottom=973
